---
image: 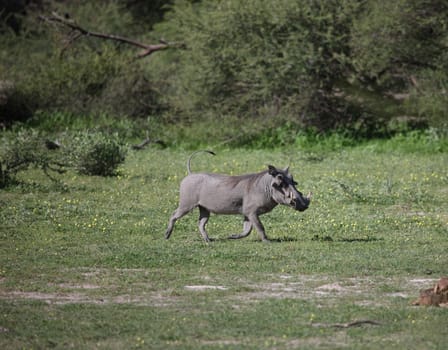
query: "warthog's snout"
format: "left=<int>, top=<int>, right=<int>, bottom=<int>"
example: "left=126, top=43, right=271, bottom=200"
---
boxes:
left=291, top=192, right=312, bottom=212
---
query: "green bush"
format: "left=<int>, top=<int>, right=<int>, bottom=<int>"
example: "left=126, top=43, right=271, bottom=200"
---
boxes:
left=405, top=69, right=448, bottom=132
left=69, top=131, right=127, bottom=176
left=1, top=1, right=166, bottom=122
left=152, top=0, right=448, bottom=137
left=156, top=0, right=357, bottom=123
left=0, top=129, right=128, bottom=187
left=0, top=129, right=65, bottom=187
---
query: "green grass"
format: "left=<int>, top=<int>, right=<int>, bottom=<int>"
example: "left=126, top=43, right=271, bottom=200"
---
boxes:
left=1, top=144, right=447, bottom=349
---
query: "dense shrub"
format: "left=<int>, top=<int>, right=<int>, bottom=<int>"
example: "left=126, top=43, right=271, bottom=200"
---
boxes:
left=405, top=69, right=448, bottom=132
left=152, top=0, right=448, bottom=136
left=0, top=129, right=127, bottom=187
left=349, top=0, right=448, bottom=131
left=156, top=0, right=357, bottom=125
left=0, top=0, right=165, bottom=122
left=69, top=131, right=127, bottom=176
left=0, top=81, right=33, bottom=126
left=0, top=129, right=65, bottom=187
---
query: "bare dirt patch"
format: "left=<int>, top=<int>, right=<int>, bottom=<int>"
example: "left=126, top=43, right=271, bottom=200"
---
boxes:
left=2, top=291, right=95, bottom=305
left=228, top=275, right=438, bottom=307
left=53, top=283, right=101, bottom=290
left=0, top=290, right=179, bottom=306
left=0, top=268, right=438, bottom=308
left=285, top=336, right=347, bottom=349
left=185, top=285, right=228, bottom=291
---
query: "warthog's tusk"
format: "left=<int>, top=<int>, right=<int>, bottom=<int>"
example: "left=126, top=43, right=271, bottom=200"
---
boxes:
left=306, top=192, right=313, bottom=200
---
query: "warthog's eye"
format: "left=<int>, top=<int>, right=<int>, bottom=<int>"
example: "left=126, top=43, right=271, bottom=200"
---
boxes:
left=272, top=183, right=285, bottom=194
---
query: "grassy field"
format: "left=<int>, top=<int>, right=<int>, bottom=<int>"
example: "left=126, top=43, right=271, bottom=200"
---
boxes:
left=1, top=145, right=447, bottom=349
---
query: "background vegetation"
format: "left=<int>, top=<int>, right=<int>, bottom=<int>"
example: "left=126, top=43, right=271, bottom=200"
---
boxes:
left=1, top=0, right=447, bottom=145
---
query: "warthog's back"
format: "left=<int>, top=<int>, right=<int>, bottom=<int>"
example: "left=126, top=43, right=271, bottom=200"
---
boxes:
left=179, top=172, right=267, bottom=215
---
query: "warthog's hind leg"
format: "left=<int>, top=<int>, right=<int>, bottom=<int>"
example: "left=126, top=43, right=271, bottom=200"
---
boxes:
left=198, top=206, right=212, bottom=242
left=165, top=207, right=191, bottom=239
left=228, top=216, right=252, bottom=239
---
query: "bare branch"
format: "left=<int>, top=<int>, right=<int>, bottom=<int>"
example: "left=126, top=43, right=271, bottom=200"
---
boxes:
left=60, top=31, right=83, bottom=57
left=39, top=12, right=184, bottom=59
left=131, top=137, right=166, bottom=150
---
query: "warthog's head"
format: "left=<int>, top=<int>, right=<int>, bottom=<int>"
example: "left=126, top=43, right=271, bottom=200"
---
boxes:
left=268, top=165, right=311, bottom=212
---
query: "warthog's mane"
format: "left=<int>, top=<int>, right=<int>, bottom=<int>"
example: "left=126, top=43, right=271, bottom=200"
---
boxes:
left=219, top=170, right=269, bottom=190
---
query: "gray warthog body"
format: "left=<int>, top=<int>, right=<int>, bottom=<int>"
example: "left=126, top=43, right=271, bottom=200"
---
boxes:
left=165, top=151, right=311, bottom=242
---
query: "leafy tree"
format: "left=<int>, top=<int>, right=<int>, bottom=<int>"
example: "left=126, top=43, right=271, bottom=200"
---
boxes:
left=119, top=0, right=175, bottom=30
left=351, top=0, right=448, bottom=84
left=156, top=0, right=365, bottom=131
left=350, top=0, right=448, bottom=131
left=1, top=0, right=167, bottom=124
left=155, top=0, right=447, bottom=135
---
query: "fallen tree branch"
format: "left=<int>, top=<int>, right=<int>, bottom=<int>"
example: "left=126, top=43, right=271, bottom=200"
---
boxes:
left=312, top=320, right=382, bottom=329
left=131, top=137, right=166, bottom=150
left=39, top=12, right=185, bottom=59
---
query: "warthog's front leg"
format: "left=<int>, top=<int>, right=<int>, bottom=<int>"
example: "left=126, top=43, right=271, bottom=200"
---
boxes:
left=198, top=206, right=212, bottom=242
left=248, top=213, right=270, bottom=242
left=228, top=216, right=252, bottom=239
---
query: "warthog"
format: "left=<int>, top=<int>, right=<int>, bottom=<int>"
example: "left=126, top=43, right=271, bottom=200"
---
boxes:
left=165, top=150, right=311, bottom=242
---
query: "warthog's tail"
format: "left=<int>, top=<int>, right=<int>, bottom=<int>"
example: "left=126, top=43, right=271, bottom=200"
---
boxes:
left=187, top=150, right=215, bottom=174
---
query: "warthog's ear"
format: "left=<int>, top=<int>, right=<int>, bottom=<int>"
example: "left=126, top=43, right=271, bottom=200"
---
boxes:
left=268, top=165, right=278, bottom=176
